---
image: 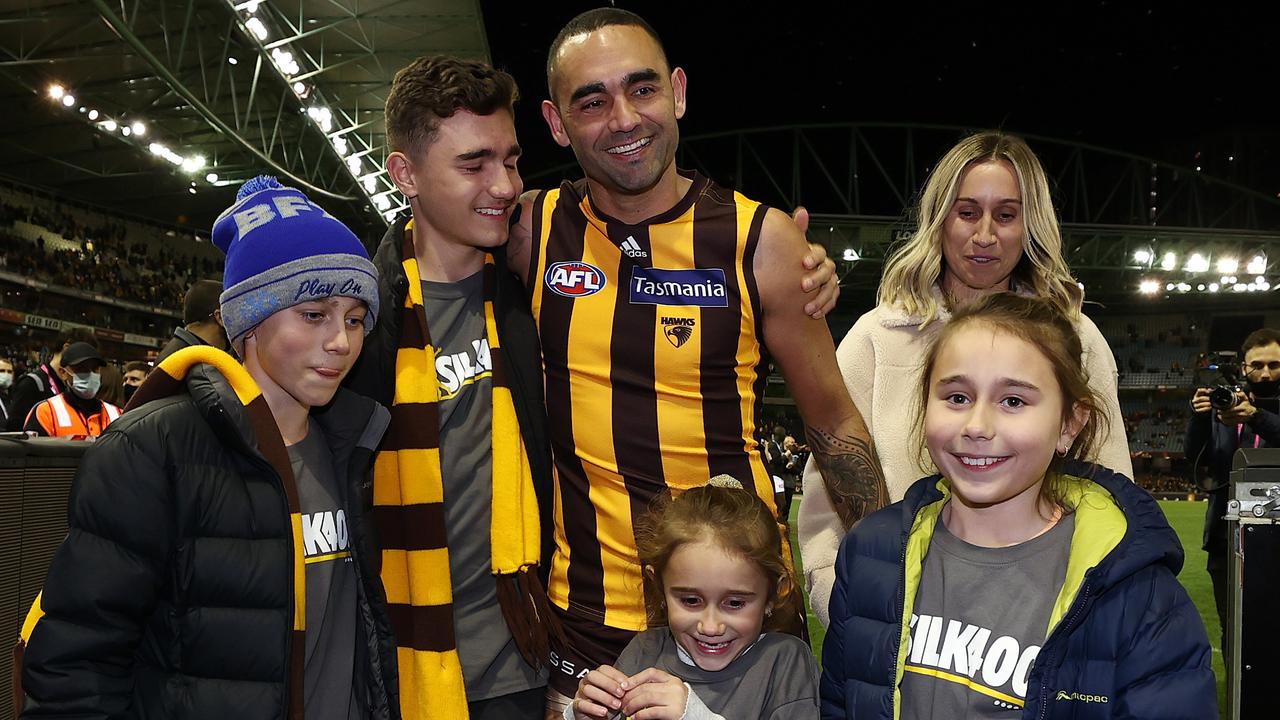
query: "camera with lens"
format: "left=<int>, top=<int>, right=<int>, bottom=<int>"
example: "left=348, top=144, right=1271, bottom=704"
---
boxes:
left=1211, top=384, right=1242, bottom=410
left=1202, top=351, right=1243, bottom=410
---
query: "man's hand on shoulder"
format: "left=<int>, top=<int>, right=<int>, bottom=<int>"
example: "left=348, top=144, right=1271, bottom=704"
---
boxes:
left=789, top=205, right=841, bottom=318
left=506, top=190, right=540, bottom=287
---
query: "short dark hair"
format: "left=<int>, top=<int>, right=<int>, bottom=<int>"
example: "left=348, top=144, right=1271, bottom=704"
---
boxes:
left=546, top=7, right=667, bottom=103
left=385, top=55, right=519, bottom=157
left=1242, top=328, right=1280, bottom=355
left=184, top=279, right=222, bottom=325
left=123, top=360, right=151, bottom=376
left=56, top=327, right=97, bottom=350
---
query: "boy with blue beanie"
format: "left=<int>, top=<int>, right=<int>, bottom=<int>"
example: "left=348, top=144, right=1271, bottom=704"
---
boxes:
left=18, top=177, right=400, bottom=720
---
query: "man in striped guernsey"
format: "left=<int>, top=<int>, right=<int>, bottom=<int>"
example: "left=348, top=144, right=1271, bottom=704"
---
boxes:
left=345, top=54, right=840, bottom=720
left=505, top=7, right=891, bottom=710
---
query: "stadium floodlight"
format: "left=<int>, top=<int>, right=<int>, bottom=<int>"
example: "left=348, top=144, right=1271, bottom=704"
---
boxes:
left=1247, top=255, right=1267, bottom=275
left=1139, top=280, right=1160, bottom=294
left=293, top=82, right=309, bottom=97
left=1184, top=253, right=1209, bottom=273
left=271, top=48, right=299, bottom=76
left=182, top=155, right=206, bottom=172
left=1257, top=276, right=1267, bottom=285
left=188, top=187, right=197, bottom=195
left=346, top=156, right=362, bottom=175
left=332, top=136, right=349, bottom=156
left=1261, top=280, right=1272, bottom=291
left=1217, top=257, right=1238, bottom=274
left=842, top=248, right=860, bottom=262
left=148, top=142, right=166, bottom=155
left=206, top=172, right=219, bottom=183
left=373, top=193, right=392, bottom=211
left=1160, top=252, right=1177, bottom=271
left=245, top=17, right=268, bottom=41
left=101, top=119, right=117, bottom=132
left=384, top=210, right=398, bottom=222
left=228, top=57, right=239, bottom=65
left=1197, top=284, right=1205, bottom=291
left=48, top=84, right=65, bottom=100
left=1177, top=283, right=1191, bottom=292
left=62, top=95, right=75, bottom=107
left=1165, top=283, right=1175, bottom=291
left=1133, top=249, right=1152, bottom=264
left=307, top=106, right=332, bottom=133
left=1234, top=283, right=1247, bottom=292
left=363, top=176, right=377, bottom=193
left=130, top=121, right=146, bottom=137
left=87, top=109, right=98, bottom=120
left=1209, top=283, right=1220, bottom=292
left=121, top=126, right=131, bottom=136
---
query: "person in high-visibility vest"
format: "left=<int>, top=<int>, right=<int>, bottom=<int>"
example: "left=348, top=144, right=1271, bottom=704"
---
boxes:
left=23, top=342, right=120, bottom=438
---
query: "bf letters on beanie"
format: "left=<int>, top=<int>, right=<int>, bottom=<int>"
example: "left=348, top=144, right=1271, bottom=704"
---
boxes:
left=211, top=176, right=380, bottom=353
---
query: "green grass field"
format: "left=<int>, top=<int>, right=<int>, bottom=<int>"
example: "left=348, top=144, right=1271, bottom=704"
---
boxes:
left=787, top=496, right=1226, bottom=714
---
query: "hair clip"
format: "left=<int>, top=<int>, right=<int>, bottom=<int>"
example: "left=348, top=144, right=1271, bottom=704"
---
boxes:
left=708, top=474, right=744, bottom=489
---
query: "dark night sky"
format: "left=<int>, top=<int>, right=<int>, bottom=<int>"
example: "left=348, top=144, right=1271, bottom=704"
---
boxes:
left=480, top=1, right=1280, bottom=199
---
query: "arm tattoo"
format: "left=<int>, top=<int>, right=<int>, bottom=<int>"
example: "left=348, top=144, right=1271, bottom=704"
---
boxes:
left=806, top=426, right=889, bottom=531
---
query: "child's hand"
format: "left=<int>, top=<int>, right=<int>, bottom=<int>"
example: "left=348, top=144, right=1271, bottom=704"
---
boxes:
left=619, top=667, right=689, bottom=720
left=572, top=664, right=630, bottom=719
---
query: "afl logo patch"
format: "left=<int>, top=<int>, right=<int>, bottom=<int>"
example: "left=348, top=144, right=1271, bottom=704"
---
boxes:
left=545, top=261, right=606, bottom=298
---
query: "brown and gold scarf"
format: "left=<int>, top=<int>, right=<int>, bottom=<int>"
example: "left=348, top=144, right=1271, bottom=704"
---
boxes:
left=373, top=222, right=554, bottom=719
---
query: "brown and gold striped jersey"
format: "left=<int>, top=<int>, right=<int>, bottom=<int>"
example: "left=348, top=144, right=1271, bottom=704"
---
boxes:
left=529, top=171, right=777, bottom=631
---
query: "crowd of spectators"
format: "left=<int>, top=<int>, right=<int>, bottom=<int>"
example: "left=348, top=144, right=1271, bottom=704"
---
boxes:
left=0, top=198, right=219, bottom=312
left=1122, top=401, right=1190, bottom=454
left=1136, top=472, right=1196, bottom=496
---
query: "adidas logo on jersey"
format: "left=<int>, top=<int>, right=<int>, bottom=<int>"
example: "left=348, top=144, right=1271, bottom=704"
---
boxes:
left=621, top=236, right=647, bottom=258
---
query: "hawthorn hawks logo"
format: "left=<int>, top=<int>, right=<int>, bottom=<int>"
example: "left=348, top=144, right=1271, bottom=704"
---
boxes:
left=544, top=261, right=606, bottom=298
left=662, top=316, right=695, bottom=348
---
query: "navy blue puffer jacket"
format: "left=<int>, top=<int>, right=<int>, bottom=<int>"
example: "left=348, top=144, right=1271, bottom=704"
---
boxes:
left=820, top=460, right=1216, bottom=719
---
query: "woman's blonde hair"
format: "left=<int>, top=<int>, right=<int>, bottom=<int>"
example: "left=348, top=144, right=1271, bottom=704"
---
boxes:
left=878, top=131, right=1083, bottom=326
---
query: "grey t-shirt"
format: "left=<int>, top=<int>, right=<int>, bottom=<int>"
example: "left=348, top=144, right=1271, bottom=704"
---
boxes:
left=423, top=273, right=544, bottom=701
left=900, top=512, right=1075, bottom=718
left=612, top=629, right=820, bottom=719
left=291, top=424, right=363, bottom=720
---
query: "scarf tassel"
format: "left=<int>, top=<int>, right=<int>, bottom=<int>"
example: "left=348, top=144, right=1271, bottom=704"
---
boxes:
left=495, top=567, right=567, bottom=670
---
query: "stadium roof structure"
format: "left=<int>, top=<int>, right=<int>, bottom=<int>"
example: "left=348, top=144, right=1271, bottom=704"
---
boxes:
left=0, top=0, right=490, bottom=240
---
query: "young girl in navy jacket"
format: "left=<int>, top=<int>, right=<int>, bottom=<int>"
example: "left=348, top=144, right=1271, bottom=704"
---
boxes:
left=820, top=293, right=1215, bottom=719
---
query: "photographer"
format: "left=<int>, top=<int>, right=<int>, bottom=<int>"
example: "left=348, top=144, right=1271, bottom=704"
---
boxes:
left=1186, top=328, right=1280, bottom=643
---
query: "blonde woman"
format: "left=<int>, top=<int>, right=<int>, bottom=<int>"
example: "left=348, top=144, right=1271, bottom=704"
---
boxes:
left=798, top=131, right=1133, bottom=627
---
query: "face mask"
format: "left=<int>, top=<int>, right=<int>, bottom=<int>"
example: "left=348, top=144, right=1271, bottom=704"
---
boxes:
left=0, top=371, right=12, bottom=390
left=70, top=371, right=101, bottom=400
left=123, top=384, right=137, bottom=402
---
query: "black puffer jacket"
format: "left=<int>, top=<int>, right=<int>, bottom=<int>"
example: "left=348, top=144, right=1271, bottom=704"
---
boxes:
left=19, top=351, right=399, bottom=720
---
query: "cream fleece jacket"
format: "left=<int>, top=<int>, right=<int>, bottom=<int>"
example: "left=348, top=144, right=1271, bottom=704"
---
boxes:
left=797, top=299, right=1134, bottom=627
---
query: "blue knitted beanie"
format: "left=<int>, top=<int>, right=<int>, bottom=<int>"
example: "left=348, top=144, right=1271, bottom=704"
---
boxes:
left=212, top=176, right=379, bottom=353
